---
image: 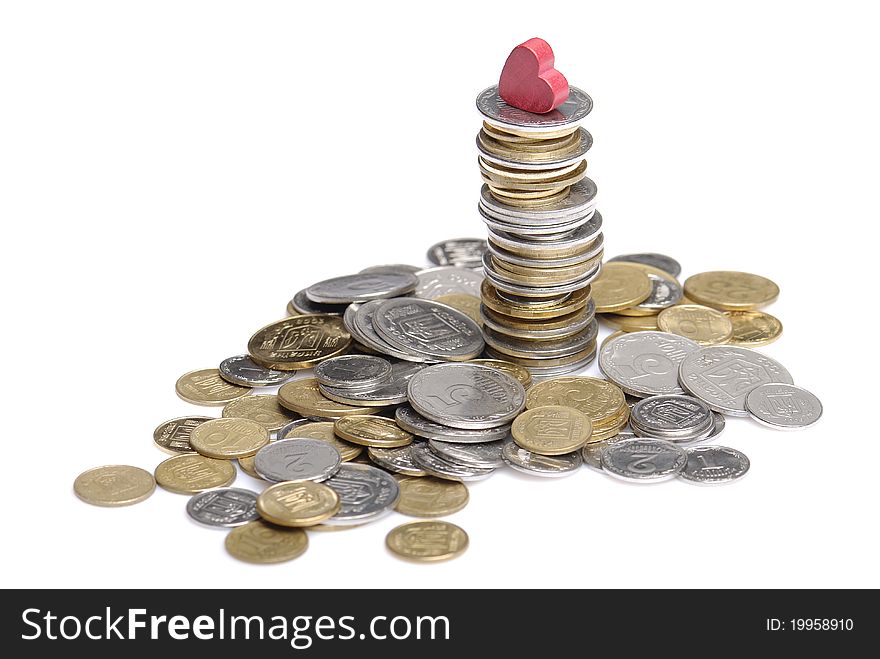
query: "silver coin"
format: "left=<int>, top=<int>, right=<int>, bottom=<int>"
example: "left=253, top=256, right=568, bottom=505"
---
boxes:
left=218, top=354, right=294, bottom=387
left=185, top=487, right=259, bottom=528
left=373, top=298, right=484, bottom=362
left=480, top=179, right=597, bottom=221
left=253, top=438, right=341, bottom=483
left=306, top=272, right=418, bottom=304
left=600, top=438, right=687, bottom=483
left=487, top=232, right=605, bottom=269
left=414, top=266, right=484, bottom=299
left=410, top=443, right=496, bottom=482
left=478, top=128, right=592, bottom=170
left=427, top=238, right=487, bottom=269
left=290, top=288, right=347, bottom=316
left=320, top=361, right=428, bottom=407
left=480, top=205, right=594, bottom=237
left=501, top=442, right=582, bottom=477
left=314, top=354, right=392, bottom=390
left=607, top=253, right=682, bottom=278
left=407, top=363, right=526, bottom=430
left=428, top=438, right=508, bottom=468
left=276, top=418, right=314, bottom=439
left=492, top=343, right=598, bottom=379
left=359, top=264, right=422, bottom=275
left=322, top=463, right=400, bottom=526
left=630, top=395, right=714, bottom=440
left=679, top=346, right=794, bottom=417
left=679, top=446, right=750, bottom=484
left=632, top=273, right=683, bottom=311
left=581, top=432, right=636, bottom=470
left=745, top=383, right=822, bottom=430
left=703, top=412, right=726, bottom=441
left=599, top=331, right=701, bottom=397
left=487, top=213, right=603, bottom=256
left=350, top=300, right=435, bottom=363
left=483, top=320, right=597, bottom=360
left=395, top=405, right=511, bottom=443
left=476, top=84, right=593, bottom=131
left=367, top=443, right=427, bottom=477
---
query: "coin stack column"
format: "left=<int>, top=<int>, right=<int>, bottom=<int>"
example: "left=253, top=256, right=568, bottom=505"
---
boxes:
left=475, top=85, right=603, bottom=378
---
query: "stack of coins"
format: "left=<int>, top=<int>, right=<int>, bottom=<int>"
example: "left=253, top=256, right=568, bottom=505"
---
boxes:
left=629, top=394, right=717, bottom=442
left=475, top=85, right=602, bottom=378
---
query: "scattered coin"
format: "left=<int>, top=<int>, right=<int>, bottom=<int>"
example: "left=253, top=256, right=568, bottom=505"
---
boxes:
left=599, top=313, right=659, bottom=332
left=386, top=521, right=469, bottom=562
left=525, top=376, right=629, bottom=439
left=323, top=463, right=401, bottom=526
left=334, top=415, right=413, bottom=448
left=282, top=420, right=363, bottom=462
left=359, top=264, right=422, bottom=275
left=581, top=432, right=635, bottom=470
left=225, top=520, right=308, bottom=564
left=428, top=438, right=507, bottom=468
left=614, top=263, right=683, bottom=315
left=600, top=438, right=687, bottom=483
left=189, top=417, right=269, bottom=459
left=154, top=454, right=236, bottom=494
left=395, top=405, right=511, bottom=443
left=74, top=465, right=156, bottom=507
left=186, top=488, right=259, bottom=528
left=724, top=310, right=783, bottom=347
left=657, top=304, right=733, bottom=345
left=590, top=262, right=653, bottom=313
left=347, top=301, right=433, bottom=363
left=152, top=416, right=212, bottom=454
left=367, top=444, right=427, bottom=477
left=679, top=446, right=750, bottom=484
left=219, top=354, right=294, bottom=387
left=427, top=238, right=488, bottom=269
left=248, top=315, right=351, bottom=370
left=289, top=288, right=348, bottom=316
left=684, top=271, right=779, bottom=311
left=608, top=253, right=682, bottom=278
left=414, top=266, right=484, bottom=299
left=237, top=455, right=264, bottom=480
left=468, top=358, right=532, bottom=388
left=745, top=383, right=822, bottom=430
left=307, top=272, right=418, bottom=304
left=434, top=293, right=483, bottom=326
left=221, top=395, right=295, bottom=433
left=256, top=481, right=341, bottom=527
left=599, top=331, right=701, bottom=397
left=501, top=442, right=583, bottom=477
left=278, top=378, right=380, bottom=419
left=320, top=360, right=427, bottom=407
left=396, top=477, right=469, bottom=517
left=253, top=438, right=341, bottom=483
left=410, top=443, right=496, bottom=481
left=512, top=405, right=592, bottom=455
left=314, top=354, right=392, bottom=390
left=175, top=369, right=251, bottom=406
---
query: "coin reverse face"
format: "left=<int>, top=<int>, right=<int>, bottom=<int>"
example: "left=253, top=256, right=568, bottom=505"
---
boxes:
left=684, top=271, right=779, bottom=311
left=395, top=477, right=469, bottom=517
left=386, top=521, right=469, bottom=562
left=186, top=488, right=259, bottom=527
left=599, top=331, right=701, bottom=397
left=225, top=520, right=308, bottom=564
left=74, top=465, right=156, bottom=507
left=175, top=369, right=251, bottom=406
left=679, top=446, right=750, bottom=484
left=745, top=383, right=822, bottom=430
left=600, top=439, right=687, bottom=483
left=512, top=406, right=593, bottom=455
left=248, top=315, right=352, bottom=370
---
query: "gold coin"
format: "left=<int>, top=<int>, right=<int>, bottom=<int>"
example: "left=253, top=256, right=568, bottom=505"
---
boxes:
left=237, top=455, right=264, bottom=480
left=152, top=416, right=212, bottom=454
left=491, top=252, right=599, bottom=280
left=658, top=304, right=734, bottom=345
left=683, top=271, right=780, bottom=311
left=481, top=305, right=591, bottom=333
left=512, top=405, right=593, bottom=455
left=480, top=124, right=582, bottom=148
left=481, top=280, right=590, bottom=320
left=189, top=417, right=269, bottom=459
left=724, top=310, right=783, bottom=347
left=614, top=263, right=682, bottom=317
left=486, top=342, right=596, bottom=369
left=488, top=184, right=570, bottom=200
left=482, top=121, right=579, bottom=141
left=490, top=186, right=571, bottom=208
left=333, top=416, right=413, bottom=448
left=225, top=520, right=308, bottom=564
left=590, top=262, right=653, bottom=313
left=482, top=160, right=588, bottom=192
left=175, top=369, right=251, bottom=406
left=278, top=378, right=379, bottom=419
left=526, top=376, right=628, bottom=428
left=256, top=481, right=340, bottom=527
left=434, top=293, right=483, bottom=327
left=285, top=300, right=300, bottom=316
left=396, top=477, right=469, bottom=517
left=489, top=232, right=603, bottom=261
left=222, top=395, right=295, bottom=432
left=598, top=313, right=659, bottom=332
left=468, top=359, right=532, bottom=388
left=386, top=521, right=469, bottom=563
left=74, top=465, right=155, bottom=507
left=281, top=421, right=363, bottom=461
left=154, top=454, right=236, bottom=494
left=247, top=314, right=351, bottom=370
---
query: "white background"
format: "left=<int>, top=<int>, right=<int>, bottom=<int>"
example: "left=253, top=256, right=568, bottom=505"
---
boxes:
left=1, top=1, right=877, bottom=589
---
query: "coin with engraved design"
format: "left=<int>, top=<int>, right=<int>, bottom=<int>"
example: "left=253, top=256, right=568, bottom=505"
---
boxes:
left=253, top=438, right=341, bottom=483
left=186, top=487, right=259, bottom=527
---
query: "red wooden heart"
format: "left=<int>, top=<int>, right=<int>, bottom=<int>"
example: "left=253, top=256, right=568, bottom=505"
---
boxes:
left=498, top=38, right=569, bottom=114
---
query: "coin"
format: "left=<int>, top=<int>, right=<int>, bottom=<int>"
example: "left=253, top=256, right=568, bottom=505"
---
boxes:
left=248, top=315, right=351, bottom=370
left=290, top=288, right=348, bottom=316
left=590, top=262, right=653, bottom=313
left=237, top=455, right=264, bottom=480
left=724, top=311, right=783, bottom=347
left=427, top=238, right=487, bottom=269
left=278, top=378, right=379, bottom=418
left=468, top=359, right=532, bottom=388
left=256, top=481, right=340, bottom=527
left=275, top=418, right=315, bottom=439
left=74, top=465, right=156, bottom=507
left=599, top=313, right=659, bottom=332
left=511, top=405, right=592, bottom=455
left=306, top=272, right=418, bottom=304
left=598, top=331, right=701, bottom=397
left=434, top=293, right=483, bottom=326
left=186, top=488, right=259, bottom=528
left=600, top=439, right=687, bottom=483
left=395, top=405, right=511, bottom=443
left=347, top=301, right=432, bottom=363
left=745, top=383, right=822, bottom=430
left=359, top=264, right=422, bottom=275
left=152, top=416, right=212, bottom=454
left=218, top=354, right=294, bottom=387
left=225, top=520, right=308, bottom=564
left=281, top=421, right=363, bottom=462
left=630, top=395, right=715, bottom=442
left=253, top=438, right=341, bottom=483
left=679, top=345, right=794, bottom=416
left=334, top=415, right=413, bottom=448
left=477, top=84, right=593, bottom=131
left=481, top=279, right=591, bottom=320
left=428, top=438, right=507, bottom=468
left=323, top=463, right=401, bottom=526
left=395, top=477, right=469, bottom=517
left=614, top=263, right=683, bottom=315
left=581, top=432, right=635, bottom=470
left=314, top=354, right=392, bottom=389
left=414, top=266, right=484, bottom=299
left=154, top=454, right=236, bottom=494
left=386, top=521, right=469, bottom=562
left=189, top=417, right=269, bottom=459
left=410, top=443, right=496, bottom=481
left=657, top=304, right=733, bottom=345
left=407, top=363, right=526, bottom=430
left=320, top=360, right=427, bottom=407
left=679, top=446, right=750, bottom=484
left=367, top=444, right=427, bottom=477
left=373, top=298, right=484, bottom=361
left=221, top=395, right=295, bottom=433
left=525, top=376, right=627, bottom=433
left=683, top=271, right=780, bottom=311
left=175, top=369, right=251, bottom=406
left=608, top=253, right=681, bottom=278
left=501, top=442, right=583, bottom=477
left=483, top=321, right=597, bottom=360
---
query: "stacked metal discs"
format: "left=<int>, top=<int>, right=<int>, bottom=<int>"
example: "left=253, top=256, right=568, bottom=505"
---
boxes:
left=629, top=394, right=718, bottom=443
left=475, top=85, right=603, bottom=378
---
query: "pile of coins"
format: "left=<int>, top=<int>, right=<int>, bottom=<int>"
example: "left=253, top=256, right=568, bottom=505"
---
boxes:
left=475, top=85, right=603, bottom=377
